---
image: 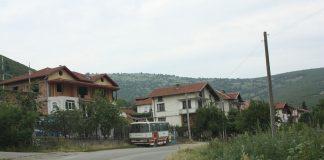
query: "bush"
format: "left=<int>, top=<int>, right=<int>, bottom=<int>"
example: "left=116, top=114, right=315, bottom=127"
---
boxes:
left=0, top=102, right=38, bottom=148
left=170, top=124, right=324, bottom=160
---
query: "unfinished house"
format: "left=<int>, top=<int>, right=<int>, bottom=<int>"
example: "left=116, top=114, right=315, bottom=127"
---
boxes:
left=0, top=66, right=119, bottom=114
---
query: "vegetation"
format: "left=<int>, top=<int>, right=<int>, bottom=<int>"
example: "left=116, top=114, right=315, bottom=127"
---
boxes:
left=2, top=55, right=324, bottom=106
left=0, top=90, right=38, bottom=149
left=0, top=54, right=35, bottom=79
left=194, top=100, right=271, bottom=139
left=168, top=125, right=324, bottom=160
left=39, top=93, right=128, bottom=140
left=170, top=99, right=324, bottom=160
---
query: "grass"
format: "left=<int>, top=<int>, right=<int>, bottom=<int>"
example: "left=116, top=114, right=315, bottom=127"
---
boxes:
left=168, top=124, right=324, bottom=160
left=2, top=138, right=135, bottom=152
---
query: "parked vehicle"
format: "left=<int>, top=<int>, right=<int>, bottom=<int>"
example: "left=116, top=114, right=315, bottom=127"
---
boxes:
left=129, top=121, right=170, bottom=146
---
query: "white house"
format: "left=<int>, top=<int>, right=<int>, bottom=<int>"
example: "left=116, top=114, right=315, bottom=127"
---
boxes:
left=148, top=82, right=220, bottom=127
left=216, top=90, right=244, bottom=114
left=135, top=97, right=152, bottom=113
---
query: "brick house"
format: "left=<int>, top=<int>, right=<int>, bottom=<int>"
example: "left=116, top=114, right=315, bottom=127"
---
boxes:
left=0, top=66, right=119, bottom=114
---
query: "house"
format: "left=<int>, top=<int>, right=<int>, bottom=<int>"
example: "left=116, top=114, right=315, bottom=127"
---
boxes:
left=0, top=66, right=119, bottom=114
left=275, top=102, right=309, bottom=123
left=216, top=90, right=244, bottom=112
left=135, top=97, right=152, bottom=113
left=148, top=82, right=220, bottom=127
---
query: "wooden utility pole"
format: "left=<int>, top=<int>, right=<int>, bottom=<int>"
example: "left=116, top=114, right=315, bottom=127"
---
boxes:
left=263, top=31, right=276, bottom=137
left=1, top=55, right=4, bottom=90
left=185, top=93, right=192, bottom=141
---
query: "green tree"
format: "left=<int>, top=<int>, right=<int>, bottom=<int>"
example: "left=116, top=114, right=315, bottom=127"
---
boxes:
left=195, top=104, right=226, bottom=138
left=236, top=100, right=270, bottom=133
left=0, top=92, right=38, bottom=148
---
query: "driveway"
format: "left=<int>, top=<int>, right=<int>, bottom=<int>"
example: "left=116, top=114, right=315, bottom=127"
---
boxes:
left=0, top=143, right=204, bottom=160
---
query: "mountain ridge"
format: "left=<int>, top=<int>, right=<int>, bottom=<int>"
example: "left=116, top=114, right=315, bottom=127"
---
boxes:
left=1, top=54, right=323, bottom=107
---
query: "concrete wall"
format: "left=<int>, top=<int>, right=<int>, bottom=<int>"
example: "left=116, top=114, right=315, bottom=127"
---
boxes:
left=152, top=88, right=218, bottom=127
left=137, top=104, right=152, bottom=113
left=47, top=96, right=79, bottom=114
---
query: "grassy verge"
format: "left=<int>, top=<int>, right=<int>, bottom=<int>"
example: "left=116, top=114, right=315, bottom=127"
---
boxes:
left=2, top=138, right=134, bottom=152
left=168, top=125, right=324, bottom=160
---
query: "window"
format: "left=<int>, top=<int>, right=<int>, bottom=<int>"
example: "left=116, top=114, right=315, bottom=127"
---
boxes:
left=130, top=124, right=149, bottom=133
left=198, top=99, right=203, bottom=108
left=12, top=86, right=18, bottom=91
left=59, top=70, right=63, bottom=76
left=158, top=117, right=166, bottom=122
left=65, top=100, right=76, bottom=110
left=56, top=83, right=63, bottom=92
left=182, top=100, right=192, bottom=109
left=100, top=77, right=104, bottom=82
left=157, top=96, right=163, bottom=102
left=157, top=103, right=165, bottom=112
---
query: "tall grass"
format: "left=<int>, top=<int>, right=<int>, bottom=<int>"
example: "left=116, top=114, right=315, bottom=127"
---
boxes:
left=168, top=124, right=324, bottom=160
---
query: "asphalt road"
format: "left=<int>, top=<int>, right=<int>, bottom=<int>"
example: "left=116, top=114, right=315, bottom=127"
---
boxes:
left=0, top=143, right=203, bottom=160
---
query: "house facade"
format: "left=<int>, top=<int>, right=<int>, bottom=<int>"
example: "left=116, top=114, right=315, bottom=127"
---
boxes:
left=275, top=102, right=309, bottom=123
left=148, top=82, right=220, bottom=127
left=216, top=90, right=244, bottom=113
left=135, top=97, right=152, bottom=113
left=0, top=66, right=119, bottom=114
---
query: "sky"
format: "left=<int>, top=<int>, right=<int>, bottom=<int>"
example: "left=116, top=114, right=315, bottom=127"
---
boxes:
left=0, top=0, right=323, bottom=78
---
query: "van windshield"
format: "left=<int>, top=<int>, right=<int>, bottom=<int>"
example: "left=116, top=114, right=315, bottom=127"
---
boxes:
left=130, top=124, right=149, bottom=133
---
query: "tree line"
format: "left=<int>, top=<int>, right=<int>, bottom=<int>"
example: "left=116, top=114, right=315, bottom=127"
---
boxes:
left=191, top=99, right=324, bottom=139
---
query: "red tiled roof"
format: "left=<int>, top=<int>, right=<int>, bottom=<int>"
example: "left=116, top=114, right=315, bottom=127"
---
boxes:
left=121, top=108, right=136, bottom=115
left=72, top=72, right=93, bottom=82
left=275, top=102, right=288, bottom=109
left=0, top=66, right=119, bottom=88
left=227, top=92, right=240, bottom=99
left=135, top=97, right=152, bottom=106
left=48, top=79, right=119, bottom=90
left=0, top=66, right=67, bottom=84
left=148, top=82, right=210, bottom=98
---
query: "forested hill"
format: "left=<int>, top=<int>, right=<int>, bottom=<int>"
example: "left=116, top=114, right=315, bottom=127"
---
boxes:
left=109, top=68, right=324, bottom=107
left=0, top=55, right=35, bottom=79
left=1, top=54, right=323, bottom=107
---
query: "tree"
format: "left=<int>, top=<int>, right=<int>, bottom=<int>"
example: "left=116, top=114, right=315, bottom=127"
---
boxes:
left=236, top=100, right=270, bottom=133
left=195, top=104, right=226, bottom=138
left=301, top=101, right=308, bottom=110
left=0, top=92, right=38, bottom=148
left=226, top=109, right=239, bottom=136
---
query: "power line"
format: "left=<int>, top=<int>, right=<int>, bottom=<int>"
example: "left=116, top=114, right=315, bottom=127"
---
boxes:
left=226, top=7, right=324, bottom=78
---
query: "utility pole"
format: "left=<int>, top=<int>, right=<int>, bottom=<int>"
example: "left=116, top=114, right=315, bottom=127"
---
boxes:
left=263, top=31, right=276, bottom=137
left=1, top=55, right=4, bottom=90
left=185, top=93, right=192, bottom=141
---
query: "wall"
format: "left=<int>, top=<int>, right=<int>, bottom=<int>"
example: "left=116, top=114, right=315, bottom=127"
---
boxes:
left=95, top=77, right=112, bottom=86
left=47, top=96, right=79, bottom=114
left=48, top=69, right=76, bottom=81
left=137, top=104, right=152, bottom=113
left=152, top=87, right=218, bottom=127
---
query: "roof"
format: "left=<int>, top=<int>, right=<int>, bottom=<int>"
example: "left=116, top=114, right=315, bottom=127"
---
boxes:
left=0, top=66, right=119, bottom=88
left=275, top=102, right=289, bottom=109
left=135, top=97, right=152, bottom=106
left=216, top=90, right=242, bottom=100
left=148, top=82, right=219, bottom=99
left=121, top=108, right=136, bottom=115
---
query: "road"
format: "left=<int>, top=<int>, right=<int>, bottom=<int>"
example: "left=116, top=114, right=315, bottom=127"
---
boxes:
left=0, top=143, right=204, bottom=160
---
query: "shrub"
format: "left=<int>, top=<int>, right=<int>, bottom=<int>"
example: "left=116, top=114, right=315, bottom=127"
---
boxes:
left=170, top=124, right=324, bottom=160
